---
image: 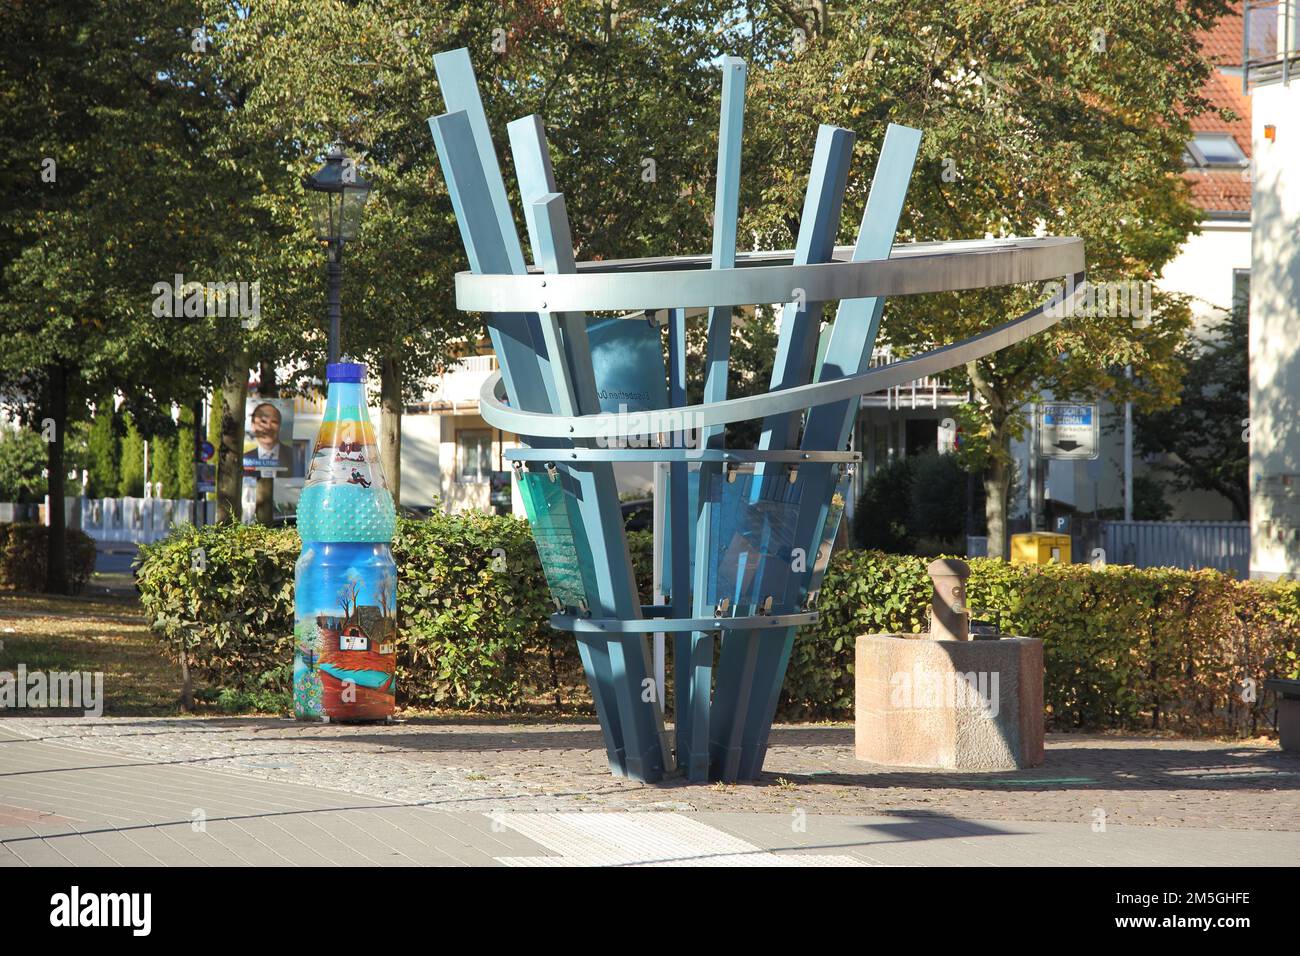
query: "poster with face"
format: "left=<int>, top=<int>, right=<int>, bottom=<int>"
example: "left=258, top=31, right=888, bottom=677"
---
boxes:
left=242, top=397, right=300, bottom=476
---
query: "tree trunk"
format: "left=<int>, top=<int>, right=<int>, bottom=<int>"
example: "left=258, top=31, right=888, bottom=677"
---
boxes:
left=380, top=353, right=402, bottom=506
left=44, top=363, right=68, bottom=594
left=255, top=361, right=276, bottom=526
left=983, top=455, right=1010, bottom=560
left=178, top=650, right=193, bottom=713
left=217, top=353, right=248, bottom=523
left=967, top=359, right=1012, bottom=560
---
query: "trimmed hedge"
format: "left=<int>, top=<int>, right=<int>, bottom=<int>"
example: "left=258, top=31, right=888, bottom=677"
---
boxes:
left=795, top=553, right=1300, bottom=735
left=0, top=522, right=97, bottom=594
left=135, top=517, right=1300, bottom=734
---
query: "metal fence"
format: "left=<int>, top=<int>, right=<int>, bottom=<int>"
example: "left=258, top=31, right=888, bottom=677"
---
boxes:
left=1099, top=520, right=1250, bottom=578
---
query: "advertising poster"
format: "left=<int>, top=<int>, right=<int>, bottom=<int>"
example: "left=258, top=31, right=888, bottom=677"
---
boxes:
left=242, top=397, right=300, bottom=476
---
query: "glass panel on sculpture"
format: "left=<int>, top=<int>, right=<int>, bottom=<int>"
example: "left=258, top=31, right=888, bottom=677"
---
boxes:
left=517, top=469, right=592, bottom=610
left=802, top=468, right=851, bottom=604
left=702, top=468, right=802, bottom=616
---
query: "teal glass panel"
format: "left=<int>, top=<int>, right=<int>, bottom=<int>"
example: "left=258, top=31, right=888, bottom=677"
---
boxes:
left=802, top=468, right=852, bottom=604
left=704, top=468, right=803, bottom=616
left=660, top=463, right=852, bottom=616
left=517, top=468, right=596, bottom=610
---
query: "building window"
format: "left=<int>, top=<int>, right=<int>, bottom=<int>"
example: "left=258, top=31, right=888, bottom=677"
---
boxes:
left=456, top=429, right=493, bottom=482
left=1232, top=269, right=1250, bottom=318
left=1184, top=132, right=1247, bottom=169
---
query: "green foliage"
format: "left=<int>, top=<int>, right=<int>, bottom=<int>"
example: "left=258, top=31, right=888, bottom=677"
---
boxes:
left=853, top=452, right=967, bottom=552
left=135, top=522, right=299, bottom=695
left=0, top=522, right=96, bottom=594
left=392, top=510, right=554, bottom=710
left=86, top=401, right=121, bottom=499
left=853, top=457, right=913, bottom=552
left=149, top=429, right=177, bottom=499
left=118, top=417, right=144, bottom=498
left=175, top=406, right=196, bottom=500
left=0, top=426, right=47, bottom=502
left=1135, top=304, right=1249, bottom=518
left=1133, top=474, right=1173, bottom=521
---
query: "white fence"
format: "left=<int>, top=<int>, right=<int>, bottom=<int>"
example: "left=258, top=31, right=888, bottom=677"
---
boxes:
left=78, top=497, right=215, bottom=544
left=1100, top=520, right=1250, bottom=578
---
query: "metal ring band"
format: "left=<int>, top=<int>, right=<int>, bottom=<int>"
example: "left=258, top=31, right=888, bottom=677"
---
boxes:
left=455, top=236, right=1083, bottom=313
left=481, top=272, right=1088, bottom=439
left=505, top=448, right=860, bottom=464
left=550, top=611, right=820, bottom=634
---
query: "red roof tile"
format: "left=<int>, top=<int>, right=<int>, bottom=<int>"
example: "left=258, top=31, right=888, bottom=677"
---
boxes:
left=1197, top=2, right=1244, bottom=66
left=1185, top=168, right=1252, bottom=214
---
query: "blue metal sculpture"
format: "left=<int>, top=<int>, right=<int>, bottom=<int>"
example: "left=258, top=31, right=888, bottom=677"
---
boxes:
left=428, top=49, right=1087, bottom=783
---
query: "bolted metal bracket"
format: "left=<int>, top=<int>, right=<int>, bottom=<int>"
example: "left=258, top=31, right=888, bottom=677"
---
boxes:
left=545, top=461, right=559, bottom=482
left=714, top=597, right=731, bottom=616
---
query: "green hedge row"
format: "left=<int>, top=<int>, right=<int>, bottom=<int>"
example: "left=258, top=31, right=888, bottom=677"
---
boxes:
left=0, top=522, right=97, bottom=594
left=791, top=552, right=1300, bottom=735
left=135, top=516, right=1300, bottom=734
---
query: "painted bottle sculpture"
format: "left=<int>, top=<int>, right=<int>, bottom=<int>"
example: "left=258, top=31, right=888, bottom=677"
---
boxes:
left=293, top=361, right=398, bottom=721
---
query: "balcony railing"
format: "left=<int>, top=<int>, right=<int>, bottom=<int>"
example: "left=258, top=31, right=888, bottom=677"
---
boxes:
left=859, top=345, right=968, bottom=409
left=1244, top=1, right=1300, bottom=90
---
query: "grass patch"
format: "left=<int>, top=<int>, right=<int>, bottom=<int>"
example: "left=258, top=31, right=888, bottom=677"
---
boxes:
left=0, top=592, right=179, bottom=715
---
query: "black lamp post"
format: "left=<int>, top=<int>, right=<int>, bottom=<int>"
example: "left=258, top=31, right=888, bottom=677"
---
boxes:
left=304, top=148, right=371, bottom=364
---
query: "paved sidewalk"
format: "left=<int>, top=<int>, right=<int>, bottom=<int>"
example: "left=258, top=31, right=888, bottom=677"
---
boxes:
left=2, top=718, right=1297, bottom=865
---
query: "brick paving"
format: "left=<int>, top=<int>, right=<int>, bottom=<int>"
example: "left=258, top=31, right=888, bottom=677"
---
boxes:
left=3, top=717, right=1297, bottom=832
left=5, top=716, right=1300, bottom=866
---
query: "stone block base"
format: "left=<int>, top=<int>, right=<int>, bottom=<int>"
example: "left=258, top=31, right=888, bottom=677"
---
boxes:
left=855, top=633, right=1044, bottom=770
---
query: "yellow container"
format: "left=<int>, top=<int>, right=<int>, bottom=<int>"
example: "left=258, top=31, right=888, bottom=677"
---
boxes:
left=1010, top=532, right=1071, bottom=565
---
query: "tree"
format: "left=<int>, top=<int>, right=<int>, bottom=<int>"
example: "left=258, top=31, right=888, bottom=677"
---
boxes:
left=1135, top=305, right=1248, bottom=518
left=0, top=427, right=48, bottom=503
left=199, top=0, right=733, bottom=506
left=742, top=0, right=1228, bottom=556
left=118, top=418, right=145, bottom=499
left=0, top=0, right=266, bottom=588
left=150, top=426, right=178, bottom=498
left=85, top=400, right=122, bottom=499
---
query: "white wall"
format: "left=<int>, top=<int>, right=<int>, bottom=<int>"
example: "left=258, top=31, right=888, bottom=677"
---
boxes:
left=1249, top=79, right=1300, bottom=578
left=1158, top=219, right=1251, bottom=332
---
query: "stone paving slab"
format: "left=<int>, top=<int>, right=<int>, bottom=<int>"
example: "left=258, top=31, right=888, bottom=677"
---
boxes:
left=3, top=716, right=1299, bottom=866
left=0, top=725, right=555, bottom=867
left=4, top=716, right=1296, bottom=831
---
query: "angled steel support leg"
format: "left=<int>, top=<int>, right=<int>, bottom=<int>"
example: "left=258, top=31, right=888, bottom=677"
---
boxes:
left=681, top=57, right=747, bottom=781
left=735, top=124, right=923, bottom=780
left=709, top=124, right=855, bottom=782
left=511, top=119, right=665, bottom=781
left=429, top=51, right=661, bottom=780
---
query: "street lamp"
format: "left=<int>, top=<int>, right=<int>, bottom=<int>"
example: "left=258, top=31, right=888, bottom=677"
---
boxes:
left=304, top=148, right=371, bottom=364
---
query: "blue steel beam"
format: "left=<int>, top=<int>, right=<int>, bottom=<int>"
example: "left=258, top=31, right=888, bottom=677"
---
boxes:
left=735, top=124, right=922, bottom=781
left=432, top=48, right=558, bottom=417
left=710, top=124, right=855, bottom=782
left=681, top=57, right=748, bottom=781
left=509, top=116, right=666, bottom=781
